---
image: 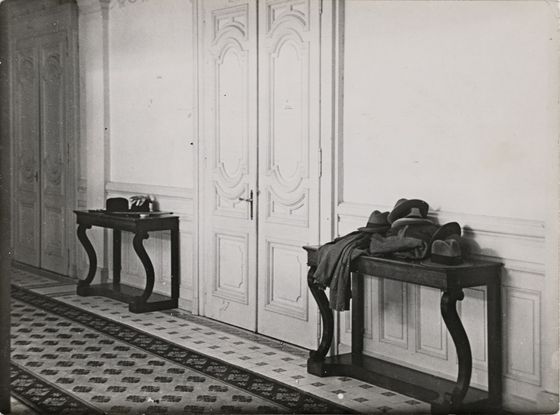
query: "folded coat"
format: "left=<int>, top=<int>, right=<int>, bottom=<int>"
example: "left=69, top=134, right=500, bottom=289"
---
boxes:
left=313, top=231, right=370, bottom=311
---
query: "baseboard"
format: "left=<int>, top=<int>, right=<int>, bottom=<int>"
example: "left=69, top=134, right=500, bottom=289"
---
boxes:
left=536, top=391, right=559, bottom=414
left=178, top=297, right=193, bottom=313
left=501, top=390, right=560, bottom=414
left=11, top=261, right=77, bottom=284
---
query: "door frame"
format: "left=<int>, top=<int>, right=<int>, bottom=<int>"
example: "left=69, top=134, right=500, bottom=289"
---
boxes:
left=193, top=0, right=339, bottom=348
left=8, top=1, right=80, bottom=277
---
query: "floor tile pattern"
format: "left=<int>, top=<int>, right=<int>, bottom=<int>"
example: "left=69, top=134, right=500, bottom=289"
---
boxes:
left=10, top=362, right=102, bottom=415
left=10, top=268, right=430, bottom=414
left=12, top=286, right=352, bottom=414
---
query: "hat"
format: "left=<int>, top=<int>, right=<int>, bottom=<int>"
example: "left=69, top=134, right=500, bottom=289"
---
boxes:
left=388, top=199, right=429, bottom=224
left=106, top=197, right=128, bottom=212
left=423, top=236, right=465, bottom=266
left=359, top=210, right=390, bottom=233
left=428, top=222, right=461, bottom=249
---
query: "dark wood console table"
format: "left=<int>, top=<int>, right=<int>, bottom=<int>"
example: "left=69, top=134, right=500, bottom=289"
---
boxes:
left=304, top=245, right=502, bottom=414
left=74, top=210, right=179, bottom=313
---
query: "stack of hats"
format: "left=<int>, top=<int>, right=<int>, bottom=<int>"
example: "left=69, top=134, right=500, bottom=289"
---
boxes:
left=360, top=198, right=465, bottom=264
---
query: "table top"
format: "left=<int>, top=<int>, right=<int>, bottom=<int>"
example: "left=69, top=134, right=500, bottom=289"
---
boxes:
left=304, top=245, right=502, bottom=290
left=75, top=210, right=179, bottom=232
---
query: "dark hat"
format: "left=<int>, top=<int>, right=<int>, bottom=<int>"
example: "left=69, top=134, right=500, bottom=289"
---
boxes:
left=423, top=236, right=465, bottom=266
left=428, top=222, right=461, bottom=248
left=388, top=199, right=429, bottom=224
left=106, top=197, right=128, bottom=212
left=359, top=210, right=390, bottom=233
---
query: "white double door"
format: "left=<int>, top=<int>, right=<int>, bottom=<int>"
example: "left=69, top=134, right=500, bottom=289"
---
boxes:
left=199, top=0, right=321, bottom=348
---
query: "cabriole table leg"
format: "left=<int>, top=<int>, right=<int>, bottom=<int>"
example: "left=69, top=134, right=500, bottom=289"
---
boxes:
left=131, top=231, right=154, bottom=312
left=76, top=224, right=96, bottom=295
left=307, top=266, right=334, bottom=373
left=435, top=287, right=472, bottom=413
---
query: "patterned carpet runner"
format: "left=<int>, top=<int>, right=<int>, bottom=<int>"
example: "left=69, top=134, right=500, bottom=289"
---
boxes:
left=10, top=285, right=354, bottom=414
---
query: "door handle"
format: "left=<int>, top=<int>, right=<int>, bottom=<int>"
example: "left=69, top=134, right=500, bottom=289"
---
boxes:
left=238, top=190, right=254, bottom=220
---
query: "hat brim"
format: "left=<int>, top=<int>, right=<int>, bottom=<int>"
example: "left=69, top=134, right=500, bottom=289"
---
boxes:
left=388, top=199, right=429, bottom=223
left=358, top=225, right=390, bottom=233
left=421, top=258, right=472, bottom=268
left=391, top=217, right=434, bottom=228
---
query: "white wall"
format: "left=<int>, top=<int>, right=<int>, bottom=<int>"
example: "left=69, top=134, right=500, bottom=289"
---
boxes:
left=105, top=0, right=197, bottom=305
left=109, top=0, right=194, bottom=188
left=339, top=1, right=559, bottom=411
left=342, top=0, right=557, bottom=220
left=77, top=0, right=197, bottom=304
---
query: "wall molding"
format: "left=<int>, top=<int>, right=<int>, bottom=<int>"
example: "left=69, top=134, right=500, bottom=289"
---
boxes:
left=106, top=181, right=193, bottom=202
left=105, top=181, right=194, bottom=220
left=337, top=201, right=545, bottom=238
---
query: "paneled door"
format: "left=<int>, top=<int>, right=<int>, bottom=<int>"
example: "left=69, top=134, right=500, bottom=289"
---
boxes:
left=13, top=25, right=74, bottom=276
left=200, top=0, right=321, bottom=349
left=13, top=37, right=41, bottom=267
left=200, top=0, right=259, bottom=330
left=255, top=0, right=321, bottom=347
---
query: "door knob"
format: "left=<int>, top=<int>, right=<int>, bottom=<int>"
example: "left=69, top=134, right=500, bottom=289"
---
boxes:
left=238, top=190, right=254, bottom=220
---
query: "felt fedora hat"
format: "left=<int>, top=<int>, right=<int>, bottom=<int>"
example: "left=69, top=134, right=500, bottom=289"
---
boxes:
left=388, top=199, right=429, bottom=224
left=422, top=235, right=468, bottom=267
left=428, top=222, right=462, bottom=248
left=358, top=210, right=390, bottom=233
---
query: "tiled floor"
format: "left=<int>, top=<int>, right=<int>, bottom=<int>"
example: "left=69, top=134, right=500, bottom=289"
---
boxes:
left=10, top=267, right=430, bottom=414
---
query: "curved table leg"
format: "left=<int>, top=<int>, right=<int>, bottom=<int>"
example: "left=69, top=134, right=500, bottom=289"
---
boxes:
left=307, top=266, right=334, bottom=361
left=76, top=224, right=96, bottom=295
left=439, top=288, right=472, bottom=411
left=132, top=231, right=154, bottom=307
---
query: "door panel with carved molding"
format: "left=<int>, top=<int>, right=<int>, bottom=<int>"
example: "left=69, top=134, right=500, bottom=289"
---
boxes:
left=200, top=0, right=259, bottom=330
left=12, top=22, right=73, bottom=275
left=199, top=0, right=320, bottom=347
left=13, top=40, right=41, bottom=267
left=39, top=31, right=69, bottom=274
left=256, top=0, right=321, bottom=349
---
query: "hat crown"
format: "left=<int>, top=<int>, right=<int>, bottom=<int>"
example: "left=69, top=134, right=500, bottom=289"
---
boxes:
left=429, top=236, right=464, bottom=265
left=431, top=238, right=461, bottom=257
left=358, top=210, right=390, bottom=233
left=388, top=198, right=429, bottom=223
left=366, top=210, right=389, bottom=225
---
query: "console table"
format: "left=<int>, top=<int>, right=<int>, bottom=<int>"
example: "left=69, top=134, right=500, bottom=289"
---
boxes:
left=74, top=210, right=179, bottom=313
left=304, top=245, right=502, bottom=414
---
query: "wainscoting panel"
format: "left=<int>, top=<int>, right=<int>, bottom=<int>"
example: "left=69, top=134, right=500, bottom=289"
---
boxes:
left=104, top=182, right=195, bottom=311
left=263, top=239, right=309, bottom=321
left=336, top=202, right=550, bottom=405
left=504, top=285, right=541, bottom=386
left=379, top=279, right=408, bottom=349
left=415, top=285, right=448, bottom=360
